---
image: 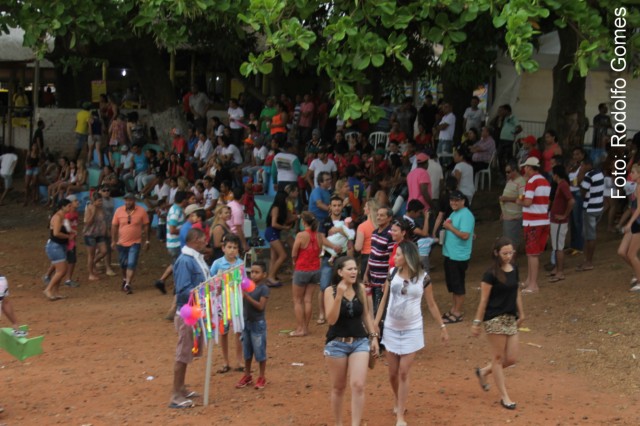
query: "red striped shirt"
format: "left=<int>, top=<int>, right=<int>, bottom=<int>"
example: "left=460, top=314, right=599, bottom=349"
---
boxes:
left=523, top=173, right=550, bottom=226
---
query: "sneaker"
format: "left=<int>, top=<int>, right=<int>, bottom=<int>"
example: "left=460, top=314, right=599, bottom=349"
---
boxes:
left=155, top=280, right=167, bottom=294
left=235, top=375, right=253, bottom=388
left=630, top=284, right=640, bottom=292
left=64, top=280, right=80, bottom=288
left=122, top=282, right=133, bottom=294
left=42, top=275, right=50, bottom=285
left=254, top=376, right=266, bottom=389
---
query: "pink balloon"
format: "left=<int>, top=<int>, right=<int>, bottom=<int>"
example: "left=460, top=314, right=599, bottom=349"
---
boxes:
left=241, top=276, right=252, bottom=290
left=179, top=304, right=192, bottom=320
left=183, top=315, right=198, bottom=326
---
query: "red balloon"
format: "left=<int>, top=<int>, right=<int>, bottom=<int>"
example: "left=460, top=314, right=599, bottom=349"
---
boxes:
left=245, top=280, right=256, bottom=292
left=190, top=306, right=202, bottom=320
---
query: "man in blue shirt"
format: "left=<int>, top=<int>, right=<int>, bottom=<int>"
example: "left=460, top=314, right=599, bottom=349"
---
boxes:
left=169, top=228, right=209, bottom=409
left=308, top=171, right=332, bottom=231
left=442, top=190, right=475, bottom=324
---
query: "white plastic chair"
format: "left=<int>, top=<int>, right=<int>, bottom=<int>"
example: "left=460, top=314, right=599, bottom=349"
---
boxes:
left=474, top=151, right=497, bottom=191
left=369, top=132, right=389, bottom=150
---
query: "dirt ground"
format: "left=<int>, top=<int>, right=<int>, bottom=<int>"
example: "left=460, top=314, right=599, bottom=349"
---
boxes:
left=0, top=190, right=639, bottom=425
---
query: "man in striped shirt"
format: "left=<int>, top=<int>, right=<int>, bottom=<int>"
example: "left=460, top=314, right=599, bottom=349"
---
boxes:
left=517, top=157, right=550, bottom=293
left=577, top=157, right=604, bottom=272
left=363, top=207, right=394, bottom=317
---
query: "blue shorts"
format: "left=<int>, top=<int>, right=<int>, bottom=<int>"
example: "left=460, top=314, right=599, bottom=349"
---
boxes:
left=242, top=320, right=267, bottom=362
left=319, top=257, right=333, bottom=291
left=76, top=133, right=88, bottom=150
left=84, top=236, right=107, bottom=247
left=117, top=243, right=141, bottom=271
left=323, top=337, right=369, bottom=358
left=264, top=227, right=281, bottom=242
left=45, top=240, right=67, bottom=264
left=26, top=167, right=39, bottom=176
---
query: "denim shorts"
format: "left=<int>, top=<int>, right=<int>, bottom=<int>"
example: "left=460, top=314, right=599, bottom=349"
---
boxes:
left=264, top=227, right=281, bottom=242
left=84, top=236, right=107, bottom=247
left=292, top=270, right=321, bottom=286
left=76, top=133, right=88, bottom=150
left=319, top=257, right=333, bottom=291
left=45, top=240, right=67, bottom=264
left=25, top=167, right=39, bottom=176
left=324, top=337, right=370, bottom=358
left=242, top=320, right=267, bottom=362
left=117, top=243, right=141, bottom=270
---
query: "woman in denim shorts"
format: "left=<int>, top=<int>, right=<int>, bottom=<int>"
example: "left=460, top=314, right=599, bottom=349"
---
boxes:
left=471, top=237, right=525, bottom=410
left=323, top=256, right=379, bottom=426
left=44, top=199, right=74, bottom=300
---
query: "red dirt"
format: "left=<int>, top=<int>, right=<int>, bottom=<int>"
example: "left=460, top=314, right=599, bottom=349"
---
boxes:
left=0, top=206, right=639, bottom=425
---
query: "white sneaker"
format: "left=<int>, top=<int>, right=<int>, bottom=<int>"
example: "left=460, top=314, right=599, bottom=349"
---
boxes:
left=630, top=284, right=640, bottom=292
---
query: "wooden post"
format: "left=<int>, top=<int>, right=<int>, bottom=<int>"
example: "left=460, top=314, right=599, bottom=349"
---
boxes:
left=102, top=61, right=107, bottom=82
left=190, top=53, right=196, bottom=87
left=203, top=341, right=214, bottom=406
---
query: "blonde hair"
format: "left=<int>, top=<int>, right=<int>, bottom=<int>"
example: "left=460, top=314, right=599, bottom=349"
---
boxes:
left=177, top=176, right=189, bottom=190
left=213, top=204, right=231, bottom=224
left=366, top=199, right=379, bottom=228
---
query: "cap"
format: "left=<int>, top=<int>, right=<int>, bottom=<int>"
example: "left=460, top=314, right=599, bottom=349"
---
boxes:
left=172, top=128, right=182, bottom=136
left=123, top=192, right=136, bottom=199
left=312, top=128, right=321, bottom=137
left=65, top=194, right=77, bottom=202
left=416, top=153, right=430, bottom=163
left=185, top=204, right=204, bottom=216
left=82, top=101, right=92, bottom=110
left=449, top=190, right=466, bottom=200
left=120, top=145, right=129, bottom=152
left=522, top=135, right=537, bottom=145
left=520, top=157, right=541, bottom=168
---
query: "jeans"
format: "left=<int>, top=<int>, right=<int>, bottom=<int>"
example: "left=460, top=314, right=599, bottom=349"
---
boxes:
left=570, top=191, right=584, bottom=250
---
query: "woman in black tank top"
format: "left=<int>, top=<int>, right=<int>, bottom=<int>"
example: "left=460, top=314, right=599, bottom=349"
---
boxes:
left=43, top=199, right=74, bottom=300
left=209, top=205, right=232, bottom=262
left=323, top=256, right=379, bottom=426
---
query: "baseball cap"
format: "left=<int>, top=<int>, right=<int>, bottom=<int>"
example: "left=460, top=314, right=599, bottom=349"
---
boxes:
left=416, top=153, right=430, bottom=163
left=521, top=135, right=537, bottom=145
left=123, top=192, right=136, bottom=199
left=65, top=194, right=77, bottom=202
left=520, top=157, right=541, bottom=168
left=185, top=204, right=204, bottom=216
left=449, top=190, right=466, bottom=200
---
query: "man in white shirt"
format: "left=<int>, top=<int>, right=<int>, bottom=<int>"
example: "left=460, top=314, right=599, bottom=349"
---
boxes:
left=227, top=98, right=245, bottom=147
left=306, top=146, right=337, bottom=188
left=0, top=146, right=18, bottom=205
left=436, top=102, right=456, bottom=166
left=271, top=142, right=302, bottom=192
left=202, top=176, right=219, bottom=216
left=242, top=138, right=268, bottom=178
left=188, top=84, right=210, bottom=130
left=194, top=131, right=213, bottom=166
left=427, top=155, right=444, bottom=205
left=463, top=96, right=484, bottom=132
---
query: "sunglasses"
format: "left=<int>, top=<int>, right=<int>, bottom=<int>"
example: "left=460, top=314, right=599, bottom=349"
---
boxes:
left=401, top=279, right=410, bottom=295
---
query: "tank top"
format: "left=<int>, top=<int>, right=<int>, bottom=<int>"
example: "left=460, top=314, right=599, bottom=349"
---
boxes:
left=49, top=221, right=70, bottom=245
left=69, top=169, right=78, bottom=183
left=270, top=113, right=286, bottom=135
left=568, top=165, right=581, bottom=192
left=26, top=155, right=39, bottom=169
left=91, top=118, right=102, bottom=135
left=325, top=288, right=368, bottom=344
left=211, top=224, right=231, bottom=260
left=295, top=230, right=321, bottom=271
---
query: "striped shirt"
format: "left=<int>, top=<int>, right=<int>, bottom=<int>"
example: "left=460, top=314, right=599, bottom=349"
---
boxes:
left=522, top=173, right=550, bottom=227
left=367, top=225, right=394, bottom=287
left=581, top=169, right=605, bottom=213
left=166, top=204, right=186, bottom=249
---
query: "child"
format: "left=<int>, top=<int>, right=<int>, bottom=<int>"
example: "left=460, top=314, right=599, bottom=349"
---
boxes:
left=323, top=217, right=355, bottom=264
left=242, top=180, right=262, bottom=240
left=404, top=200, right=437, bottom=272
left=156, top=199, right=168, bottom=242
left=209, top=234, right=244, bottom=374
left=235, top=261, right=270, bottom=389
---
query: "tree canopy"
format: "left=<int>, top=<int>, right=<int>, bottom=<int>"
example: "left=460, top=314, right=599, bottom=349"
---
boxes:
left=1, top=0, right=638, bottom=120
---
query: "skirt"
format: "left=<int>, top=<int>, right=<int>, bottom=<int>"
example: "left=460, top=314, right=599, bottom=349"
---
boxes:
left=380, top=327, right=424, bottom=355
left=483, top=314, right=518, bottom=335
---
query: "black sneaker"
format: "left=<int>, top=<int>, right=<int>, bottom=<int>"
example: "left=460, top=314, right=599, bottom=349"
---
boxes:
left=155, top=280, right=167, bottom=294
left=122, top=282, right=133, bottom=294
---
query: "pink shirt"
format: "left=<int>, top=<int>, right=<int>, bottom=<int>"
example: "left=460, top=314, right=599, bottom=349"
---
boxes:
left=299, top=102, right=315, bottom=128
left=226, top=200, right=245, bottom=234
left=406, top=167, right=432, bottom=210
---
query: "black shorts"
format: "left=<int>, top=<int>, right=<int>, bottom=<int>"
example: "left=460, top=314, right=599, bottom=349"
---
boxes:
left=632, top=222, right=640, bottom=234
left=66, top=247, right=77, bottom=264
left=444, top=257, right=468, bottom=295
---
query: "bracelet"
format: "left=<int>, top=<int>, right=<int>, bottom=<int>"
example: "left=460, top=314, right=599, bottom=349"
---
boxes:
left=440, top=324, right=446, bottom=329
left=368, top=332, right=379, bottom=338
left=472, top=319, right=482, bottom=326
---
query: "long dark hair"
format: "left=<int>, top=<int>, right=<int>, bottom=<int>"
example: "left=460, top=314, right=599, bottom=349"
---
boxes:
left=267, top=190, right=289, bottom=226
left=489, top=237, right=514, bottom=284
left=330, top=256, right=365, bottom=305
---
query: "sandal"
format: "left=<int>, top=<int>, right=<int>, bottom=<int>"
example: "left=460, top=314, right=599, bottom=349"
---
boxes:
left=442, top=312, right=463, bottom=324
left=288, top=331, right=306, bottom=337
left=548, top=275, right=565, bottom=283
left=316, top=318, right=326, bottom=325
left=575, top=265, right=594, bottom=272
left=475, top=368, right=490, bottom=391
left=216, top=365, right=231, bottom=374
left=234, top=366, right=244, bottom=372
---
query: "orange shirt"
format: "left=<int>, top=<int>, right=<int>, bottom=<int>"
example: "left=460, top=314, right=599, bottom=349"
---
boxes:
left=112, top=205, right=149, bottom=247
left=270, top=113, right=286, bottom=135
left=357, top=219, right=375, bottom=255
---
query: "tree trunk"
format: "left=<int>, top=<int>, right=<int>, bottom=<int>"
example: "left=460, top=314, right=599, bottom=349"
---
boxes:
left=441, top=69, right=475, bottom=144
left=545, top=28, right=587, bottom=153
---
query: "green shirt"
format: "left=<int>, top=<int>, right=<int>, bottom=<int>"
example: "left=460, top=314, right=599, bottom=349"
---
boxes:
left=499, top=114, right=520, bottom=142
left=259, top=106, right=277, bottom=134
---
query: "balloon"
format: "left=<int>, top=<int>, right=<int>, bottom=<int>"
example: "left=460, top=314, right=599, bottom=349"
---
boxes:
left=241, top=276, right=252, bottom=291
left=191, top=306, right=202, bottom=320
left=245, top=280, right=256, bottom=293
left=179, top=304, right=192, bottom=320
left=183, top=315, right=197, bottom=326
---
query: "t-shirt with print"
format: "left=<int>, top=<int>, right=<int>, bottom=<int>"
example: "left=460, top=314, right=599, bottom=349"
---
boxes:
left=166, top=204, right=186, bottom=249
left=203, top=187, right=220, bottom=210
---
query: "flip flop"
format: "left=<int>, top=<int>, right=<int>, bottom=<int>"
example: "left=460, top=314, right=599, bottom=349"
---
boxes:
left=267, top=280, right=283, bottom=288
left=521, top=288, right=539, bottom=294
left=43, top=291, right=57, bottom=301
left=316, top=318, right=326, bottom=325
left=184, top=390, right=200, bottom=398
left=575, top=265, right=594, bottom=272
left=288, top=331, right=307, bottom=337
left=546, top=272, right=556, bottom=277
left=442, top=312, right=463, bottom=324
left=216, top=365, right=231, bottom=374
left=234, top=366, right=244, bottom=372
left=475, top=368, right=490, bottom=391
left=168, top=399, right=193, bottom=409
left=548, top=276, right=565, bottom=283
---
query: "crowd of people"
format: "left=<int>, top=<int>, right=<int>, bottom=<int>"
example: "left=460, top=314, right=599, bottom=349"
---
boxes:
left=1, top=86, right=637, bottom=422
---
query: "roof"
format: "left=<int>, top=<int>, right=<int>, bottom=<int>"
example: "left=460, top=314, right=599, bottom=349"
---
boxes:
left=0, top=27, right=54, bottom=66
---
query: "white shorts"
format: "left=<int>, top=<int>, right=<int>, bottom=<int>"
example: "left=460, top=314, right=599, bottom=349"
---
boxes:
left=550, top=222, right=568, bottom=251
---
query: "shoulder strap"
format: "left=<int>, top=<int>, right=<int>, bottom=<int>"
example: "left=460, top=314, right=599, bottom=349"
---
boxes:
left=387, top=267, right=398, bottom=282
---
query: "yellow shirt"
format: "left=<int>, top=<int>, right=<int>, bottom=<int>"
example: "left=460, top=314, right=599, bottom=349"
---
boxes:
left=75, top=110, right=91, bottom=135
